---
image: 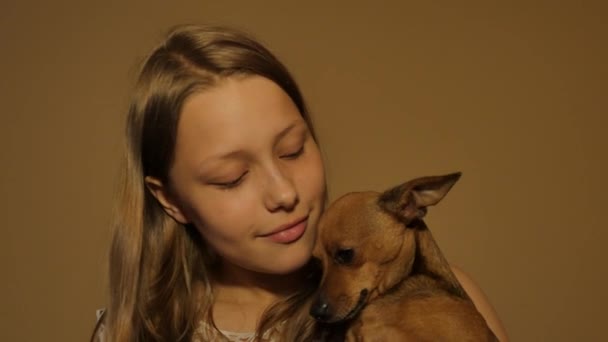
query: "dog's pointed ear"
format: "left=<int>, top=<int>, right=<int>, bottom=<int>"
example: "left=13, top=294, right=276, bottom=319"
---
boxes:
left=378, top=172, right=462, bottom=223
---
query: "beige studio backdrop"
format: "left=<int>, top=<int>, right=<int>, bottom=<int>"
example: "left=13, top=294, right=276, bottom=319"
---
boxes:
left=1, top=1, right=606, bottom=341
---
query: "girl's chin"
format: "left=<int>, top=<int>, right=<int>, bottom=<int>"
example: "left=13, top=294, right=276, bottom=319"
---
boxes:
left=263, top=252, right=312, bottom=275
left=247, top=245, right=311, bottom=275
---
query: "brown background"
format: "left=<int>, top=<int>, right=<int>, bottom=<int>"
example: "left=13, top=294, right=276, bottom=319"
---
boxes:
left=1, top=1, right=606, bottom=341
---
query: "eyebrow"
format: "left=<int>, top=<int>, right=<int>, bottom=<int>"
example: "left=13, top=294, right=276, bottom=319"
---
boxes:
left=197, top=120, right=304, bottom=169
left=273, top=120, right=302, bottom=145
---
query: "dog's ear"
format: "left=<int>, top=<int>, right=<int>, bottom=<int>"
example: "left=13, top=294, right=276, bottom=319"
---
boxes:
left=378, top=172, right=461, bottom=223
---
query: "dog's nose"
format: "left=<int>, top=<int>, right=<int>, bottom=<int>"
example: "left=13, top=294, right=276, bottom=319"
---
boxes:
left=310, top=296, right=331, bottom=321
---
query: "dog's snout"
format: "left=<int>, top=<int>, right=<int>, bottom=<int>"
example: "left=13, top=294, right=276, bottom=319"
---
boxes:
left=310, top=296, right=331, bottom=321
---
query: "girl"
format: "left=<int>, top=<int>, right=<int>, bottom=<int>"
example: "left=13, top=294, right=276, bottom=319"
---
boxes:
left=92, top=24, right=508, bottom=341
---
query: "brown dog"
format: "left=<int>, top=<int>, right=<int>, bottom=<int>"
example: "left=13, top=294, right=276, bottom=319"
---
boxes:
left=310, top=173, right=497, bottom=341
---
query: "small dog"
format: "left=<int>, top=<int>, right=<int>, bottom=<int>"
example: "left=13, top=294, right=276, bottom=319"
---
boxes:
left=310, top=173, right=497, bottom=341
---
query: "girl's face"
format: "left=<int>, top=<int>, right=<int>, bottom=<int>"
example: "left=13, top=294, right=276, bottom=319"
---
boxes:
left=148, top=76, right=326, bottom=275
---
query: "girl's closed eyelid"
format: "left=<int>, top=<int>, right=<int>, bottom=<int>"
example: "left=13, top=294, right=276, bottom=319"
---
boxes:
left=280, top=144, right=305, bottom=159
left=202, top=129, right=309, bottom=188
left=208, top=142, right=304, bottom=189
left=210, top=171, right=248, bottom=189
left=278, top=129, right=309, bottom=157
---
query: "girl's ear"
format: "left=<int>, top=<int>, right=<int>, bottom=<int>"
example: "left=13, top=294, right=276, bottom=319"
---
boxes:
left=144, top=176, right=190, bottom=224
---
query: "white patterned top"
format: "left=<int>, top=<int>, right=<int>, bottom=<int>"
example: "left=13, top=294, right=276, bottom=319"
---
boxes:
left=194, top=319, right=282, bottom=341
left=93, top=309, right=282, bottom=342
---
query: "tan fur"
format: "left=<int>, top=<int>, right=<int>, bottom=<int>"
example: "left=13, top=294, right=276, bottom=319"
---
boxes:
left=311, top=173, right=497, bottom=341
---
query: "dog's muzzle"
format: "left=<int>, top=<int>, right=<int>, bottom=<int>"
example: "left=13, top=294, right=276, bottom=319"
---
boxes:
left=310, top=289, right=369, bottom=323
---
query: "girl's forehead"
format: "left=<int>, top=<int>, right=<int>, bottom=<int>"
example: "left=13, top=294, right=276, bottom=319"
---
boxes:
left=173, top=76, right=304, bottom=159
left=180, top=76, right=299, bottom=130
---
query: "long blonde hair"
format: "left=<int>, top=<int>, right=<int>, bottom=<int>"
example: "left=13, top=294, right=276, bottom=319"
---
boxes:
left=94, top=24, right=325, bottom=341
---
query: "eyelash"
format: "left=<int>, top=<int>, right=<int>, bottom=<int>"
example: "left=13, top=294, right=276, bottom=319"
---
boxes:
left=214, top=172, right=248, bottom=189
left=213, top=144, right=304, bottom=189
left=281, top=145, right=305, bottom=159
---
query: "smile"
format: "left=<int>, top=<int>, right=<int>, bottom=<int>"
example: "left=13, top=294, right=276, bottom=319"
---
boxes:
left=261, top=216, right=308, bottom=244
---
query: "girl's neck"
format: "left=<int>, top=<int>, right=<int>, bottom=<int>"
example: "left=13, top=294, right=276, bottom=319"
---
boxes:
left=207, top=261, right=309, bottom=334
left=212, top=261, right=305, bottom=306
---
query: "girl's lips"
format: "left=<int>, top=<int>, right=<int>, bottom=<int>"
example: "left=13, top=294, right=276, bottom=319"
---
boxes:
left=264, top=217, right=308, bottom=244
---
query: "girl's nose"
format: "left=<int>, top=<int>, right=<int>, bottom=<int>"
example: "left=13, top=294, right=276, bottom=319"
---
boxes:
left=264, top=166, right=298, bottom=212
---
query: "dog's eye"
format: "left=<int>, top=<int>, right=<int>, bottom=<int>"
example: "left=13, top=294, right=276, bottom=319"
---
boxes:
left=334, top=248, right=354, bottom=265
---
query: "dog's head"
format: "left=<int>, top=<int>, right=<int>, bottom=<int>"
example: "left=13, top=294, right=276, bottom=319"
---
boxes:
left=310, top=172, right=461, bottom=323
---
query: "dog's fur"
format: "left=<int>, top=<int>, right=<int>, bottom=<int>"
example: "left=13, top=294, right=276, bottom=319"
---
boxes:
left=310, top=173, right=497, bottom=341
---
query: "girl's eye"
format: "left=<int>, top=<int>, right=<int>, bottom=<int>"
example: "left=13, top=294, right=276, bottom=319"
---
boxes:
left=212, top=172, right=247, bottom=189
left=281, top=145, right=304, bottom=159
